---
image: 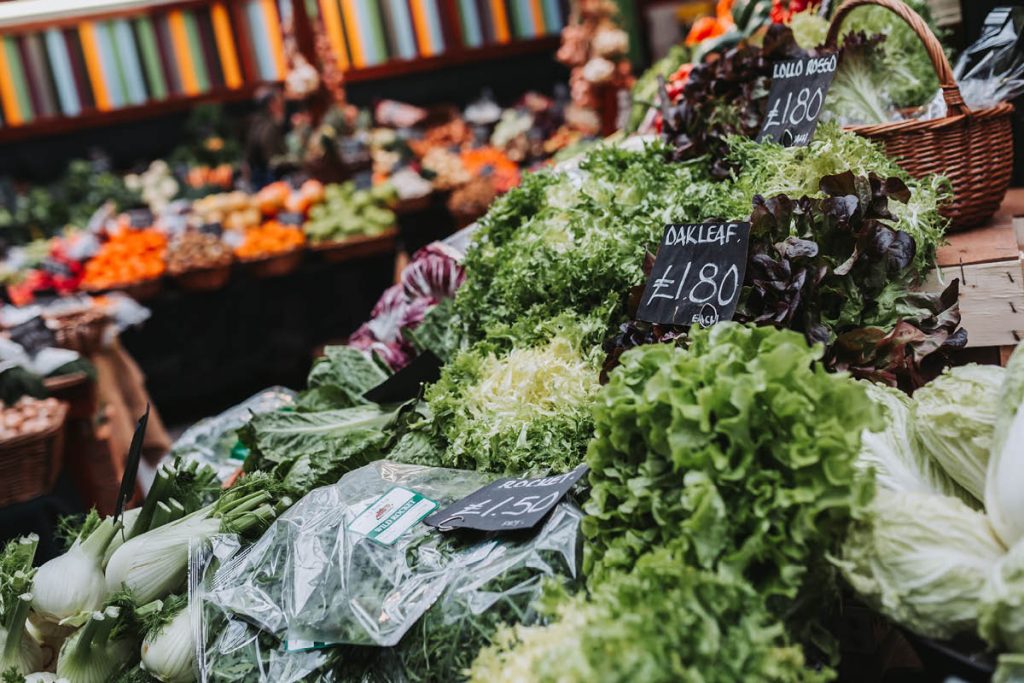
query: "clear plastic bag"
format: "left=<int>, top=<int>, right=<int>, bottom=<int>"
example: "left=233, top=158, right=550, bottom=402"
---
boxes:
left=921, top=7, right=1024, bottom=119
left=170, top=386, right=297, bottom=481
left=195, top=461, right=582, bottom=682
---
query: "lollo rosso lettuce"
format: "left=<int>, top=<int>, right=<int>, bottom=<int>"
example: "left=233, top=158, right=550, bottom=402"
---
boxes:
left=583, top=323, right=877, bottom=624
left=603, top=171, right=963, bottom=391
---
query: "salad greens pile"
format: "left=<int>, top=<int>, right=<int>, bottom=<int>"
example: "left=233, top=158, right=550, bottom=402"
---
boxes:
left=470, top=547, right=825, bottom=683
left=396, top=329, right=600, bottom=474
left=584, top=324, right=876, bottom=622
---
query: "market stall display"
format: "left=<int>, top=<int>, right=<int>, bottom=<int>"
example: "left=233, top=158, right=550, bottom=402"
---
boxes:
left=0, top=0, right=1021, bottom=680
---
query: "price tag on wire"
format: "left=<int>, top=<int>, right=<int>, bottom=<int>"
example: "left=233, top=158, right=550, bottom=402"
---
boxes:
left=424, top=464, right=588, bottom=533
left=636, top=222, right=751, bottom=328
left=756, top=53, right=837, bottom=147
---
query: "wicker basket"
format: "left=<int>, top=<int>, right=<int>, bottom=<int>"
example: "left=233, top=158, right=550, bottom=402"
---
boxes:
left=172, top=263, right=233, bottom=292
left=826, top=0, right=1015, bottom=230
left=241, top=248, right=304, bottom=278
left=310, top=229, right=398, bottom=264
left=47, top=309, right=109, bottom=355
left=0, top=402, right=68, bottom=506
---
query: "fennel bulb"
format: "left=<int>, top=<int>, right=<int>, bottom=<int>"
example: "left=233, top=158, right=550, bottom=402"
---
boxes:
left=836, top=489, right=1006, bottom=639
left=913, top=364, right=1004, bottom=501
left=56, top=607, right=134, bottom=683
left=986, top=347, right=1024, bottom=548
left=106, top=483, right=279, bottom=604
left=32, top=519, right=120, bottom=624
left=141, top=604, right=196, bottom=683
left=1, top=593, right=47, bottom=674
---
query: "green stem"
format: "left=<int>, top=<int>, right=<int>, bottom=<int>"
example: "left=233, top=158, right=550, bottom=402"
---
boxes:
left=73, top=612, right=105, bottom=658
left=17, top=535, right=38, bottom=567
left=80, top=518, right=121, bottom=561
left=132, top=467, right=172, bottom=538
left=168, top=499, right=185, bottom=523
left=219, top=491, right=270, bottom=518
left=2, top=595, right=31, bottom=661
left=92, top=608, right=119, bottom=649
left=152, top=502, right=172, bottom=530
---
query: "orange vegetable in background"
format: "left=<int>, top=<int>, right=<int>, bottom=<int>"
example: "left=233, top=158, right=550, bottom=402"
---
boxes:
left=82, top=228, right=167, bottom=289
left=235, top=221, right=305, bottom=260
left=460, top=147, right=520, bottom=194
left=255, top=181, right=291, bottom=216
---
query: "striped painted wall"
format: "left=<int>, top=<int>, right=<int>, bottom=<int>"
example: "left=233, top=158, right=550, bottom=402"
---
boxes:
left=318, top=0, right=566, bottom=68
left=0, top=0, right=286, bottom=128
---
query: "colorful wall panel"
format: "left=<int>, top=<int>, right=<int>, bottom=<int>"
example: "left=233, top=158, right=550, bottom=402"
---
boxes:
left=0, top=0, right=287, bottom=129
left=316, top=0, right=566, bottom=69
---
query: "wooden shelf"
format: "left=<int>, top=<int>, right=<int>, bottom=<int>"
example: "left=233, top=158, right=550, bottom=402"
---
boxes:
left=343, top=36, right=561, bottom=84
left=937, top=188, right=1024, bottom=267
left=0, top=85, right=261, bottom=145
left=924, top=188, right=1024, bottom=350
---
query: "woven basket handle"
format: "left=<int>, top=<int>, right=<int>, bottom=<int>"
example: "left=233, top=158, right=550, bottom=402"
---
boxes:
left=825, top=0, right=969, bottom=116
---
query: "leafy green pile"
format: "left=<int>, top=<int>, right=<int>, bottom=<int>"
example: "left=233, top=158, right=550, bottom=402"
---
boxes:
left=451, top=144, right=723, bottom=351
left=395, top=328, right=600, bottom=474
left=469, top=547, right=827, bottom=683
left=296, top=345, right=388, bottom=412
left=0, top=159, right=141, bottom=240
left=627, top=44, right=690, bottom=132
left=724, top=123, right=948, bottom=267
left=835, top=0, right=944, bottom=109
left=584, top=324, right=877, bottom=621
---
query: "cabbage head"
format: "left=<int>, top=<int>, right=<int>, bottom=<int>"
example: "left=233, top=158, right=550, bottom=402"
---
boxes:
left=836, top=489, right=1006, bottom=640
left=912, top=364, right=1004, bottom=501
left=980, top=530, right=1024, bottom=653
left=857, top=381, right=971, bottom=503
left=987, top=345, right=1024, bottom=548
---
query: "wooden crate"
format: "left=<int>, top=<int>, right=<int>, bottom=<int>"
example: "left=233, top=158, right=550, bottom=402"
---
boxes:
left=923, top=188, right=1024, bottom=354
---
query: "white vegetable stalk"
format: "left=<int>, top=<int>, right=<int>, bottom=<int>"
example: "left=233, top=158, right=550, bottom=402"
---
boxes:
left=141, top=605, right=196, bottom=683
left=25, top=673, right=71, bottom=682
left=102, top=508, right=141, bottom=566
left=986, top=402, right=1024, bottom=548
left=32, top=518, right=120, bottom=624
left=106, top=488, right=277, bottom=604
left=56, top=606, right=134, bottom=683
left=0, top=593, right=47, bottom=674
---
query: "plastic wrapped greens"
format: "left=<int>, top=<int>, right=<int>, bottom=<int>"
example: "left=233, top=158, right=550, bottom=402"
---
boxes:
left=197, top=461, right=582, bottom=682
left=170, top=386, right=297, bottom=481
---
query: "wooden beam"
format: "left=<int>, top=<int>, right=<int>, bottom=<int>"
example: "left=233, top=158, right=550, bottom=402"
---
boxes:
left=922, top=259, right=1024, bottom=348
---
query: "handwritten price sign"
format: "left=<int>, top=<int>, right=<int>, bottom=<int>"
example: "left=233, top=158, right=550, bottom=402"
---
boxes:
left=636, top=222, right=751, bottom=328
left=757, top=53, right=837, bottom=147
left=424, top=464, right=588, bottom=532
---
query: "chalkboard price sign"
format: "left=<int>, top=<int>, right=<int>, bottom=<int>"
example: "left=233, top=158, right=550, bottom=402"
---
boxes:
left=756, top=53, right=837, bottom=147
left=8, top=316, right=58, bottom=357
left=424, top=464, right=589, bottom=533
left=636, top=222, right=751, bottom=328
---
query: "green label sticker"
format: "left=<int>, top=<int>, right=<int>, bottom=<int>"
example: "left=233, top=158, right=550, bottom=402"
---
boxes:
left=349, top=486, right=438, bottom=546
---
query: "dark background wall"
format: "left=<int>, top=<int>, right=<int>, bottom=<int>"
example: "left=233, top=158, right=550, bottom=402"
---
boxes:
left=0, top=51, right=568, bottom=183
